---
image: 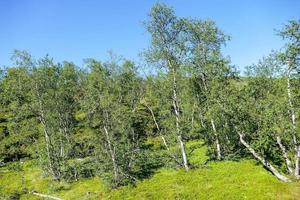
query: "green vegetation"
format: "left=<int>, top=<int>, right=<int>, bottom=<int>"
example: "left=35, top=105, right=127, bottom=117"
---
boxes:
left=0, top=2, right=300, bottom=199
left=1, top=141, right=300, bottom=199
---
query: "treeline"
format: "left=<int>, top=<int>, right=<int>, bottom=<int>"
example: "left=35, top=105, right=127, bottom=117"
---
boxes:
left=0, top=3, right=299, bottom=187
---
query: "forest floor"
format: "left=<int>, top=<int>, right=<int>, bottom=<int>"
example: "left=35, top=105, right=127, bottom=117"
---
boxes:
left=1, top=141, right=300, bottom=200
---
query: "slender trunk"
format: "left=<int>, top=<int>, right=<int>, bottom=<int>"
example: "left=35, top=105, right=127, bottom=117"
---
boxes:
left=287, top=64, right=299, bottom=177
left=59, top=132, right=64, bottom=158
left=211, top=119, right=221, bottom=160
left=191, top=103, right=195, bottom=129
left=58, top=113, right=68, bottom=158
left=199, top=111, right=206, bottom=128
left=145, top=103, right=170, bottom=150
left=295, top=147, right=300, bottom=178
left=196, top=94, right=206, bottom=128
left=30, top=191, right=63, bottom=200
left=170, top=66, right=189, bottom=171
left=39, top=114, right=59, bottom=179
left=42, top=121, right=52, bottom=168
left=173, top=91, right=189, bottom=170
left=35, top=81, right=58, bottom=179
left=103, top=126, right=118, bottom=181
left=287, top=68, right=297, bottom=131
left=201, top=73, right=222, bottom=159
left=238, top=132, right=291, bottom=182
left=276, top=135, right=294, bottom=175
left=144, top=102, right=182, bottom=165
left=40, top=116, right=51, bottom=163
left=39, top=114, right=60, bottom=179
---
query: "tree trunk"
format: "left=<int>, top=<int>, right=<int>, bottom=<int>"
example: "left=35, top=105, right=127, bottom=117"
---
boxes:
left=196, top=94, right=206, bottom=128
left=200, top=73, right=222, bottom=160
left=191, top=103, right=195, bottom=129
left=171, top=67, right=189, bottom=171
left=59, top=133, right=64, bottom=158
left=287, top=64, right=299, bottom=178
left=58, top=113, right=70, bottom=158
left=103, top=126, right=118, bottom=181
left=238, top=132, right=291, bottom=182
left=276, top=135, right=294, bottom=175
left=295, top=146, right=300, bottom=178
left=173, top=92, right=189, bottom=171
left=37, top=101, right=59, bottom=179
left=40, top=116, right=60, bottom=179
left=144, top=102, right=182, bottom=165
left=211, top=119, right=221, bottom=160
left=144, top=103, right=170, bottom=151
left=35, top=82, right=60, bottom=179
left=199, top=111, right=206, bottom=128
left=30, top=191, right=63, bottom=200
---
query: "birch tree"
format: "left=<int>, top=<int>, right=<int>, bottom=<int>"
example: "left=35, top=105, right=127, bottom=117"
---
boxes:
left=24, top=54, right=79, bottom=180
left=81, top=59, right=151, bottom=187
left=226, top=54, right=292, bottom=182
left=182, top=18, right=232, bottom=160
left=278, top=20, right=300, bottom=177
left=144, top=3, right=190, bottom=170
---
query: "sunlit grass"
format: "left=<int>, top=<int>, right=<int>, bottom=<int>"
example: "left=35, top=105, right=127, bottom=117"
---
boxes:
left=1, top=140, right=300, bottom=199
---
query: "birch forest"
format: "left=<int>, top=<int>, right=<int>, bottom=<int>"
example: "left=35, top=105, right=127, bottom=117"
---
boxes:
left=1, top=3, right=300, bottom=200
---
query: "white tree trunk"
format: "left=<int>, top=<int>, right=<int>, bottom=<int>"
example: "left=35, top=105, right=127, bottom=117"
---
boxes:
left=200, top=73, right=222, bottom=160
left=30, top=191, right=63, bottom=200
left=59, top=134, right=64, bottom=157
left=173, top=96, right=189, bottom=171
left=145, top=103, right=170, bottom=150
left=191, top=103, right=195, bottom=129
left=171, top=67, right=189, bottom=171
left=35, top=82, right=60, bottom=179
left=276, top=136, right=294, bottom=175
left=103, top=126, right=118, bottom=181
left=211, top=119, right=221, bottom=160
left=144, top=102, right=182, bottom=165
left=38, top=108, right=58, bottom=179
left=287, top=65, right=299, bottom=178
left=295, top=146, right=300, bottom=178
left=238, top=132, right=291, bottom=182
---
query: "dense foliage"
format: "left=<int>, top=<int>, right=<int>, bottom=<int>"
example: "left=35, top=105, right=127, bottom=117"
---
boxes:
left=0, top=3, right=299, bottom=191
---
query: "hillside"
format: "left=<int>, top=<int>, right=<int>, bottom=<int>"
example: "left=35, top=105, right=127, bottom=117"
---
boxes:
left=1, top=141, right=299, bottom=200
left=1, top=3, right=300, bottom=200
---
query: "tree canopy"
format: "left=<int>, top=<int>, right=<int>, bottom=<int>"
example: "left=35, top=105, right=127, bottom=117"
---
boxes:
left=0, top=4, right=300, bottom=191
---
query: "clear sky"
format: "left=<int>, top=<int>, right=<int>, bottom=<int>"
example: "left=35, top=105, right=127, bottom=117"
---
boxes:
left=1, top=0, right=299, bottom=72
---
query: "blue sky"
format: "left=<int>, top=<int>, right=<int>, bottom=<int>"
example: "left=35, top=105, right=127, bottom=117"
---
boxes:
left=0, top=0, right=299, bottom=72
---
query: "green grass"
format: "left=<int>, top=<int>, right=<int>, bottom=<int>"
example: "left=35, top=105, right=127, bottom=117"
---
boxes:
left=108, top=161, right=300, bottom=200
left=1, top=140, right=300, bottom=199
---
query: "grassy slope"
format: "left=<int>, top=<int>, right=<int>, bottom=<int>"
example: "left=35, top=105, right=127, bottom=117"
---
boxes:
left=1, top=141, right=300, bottom=200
